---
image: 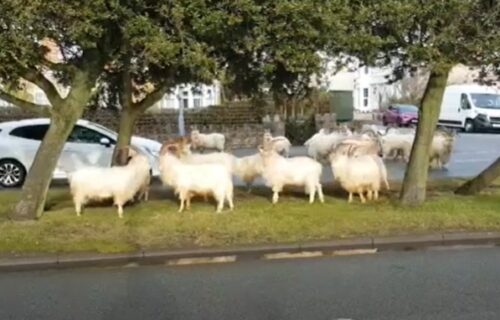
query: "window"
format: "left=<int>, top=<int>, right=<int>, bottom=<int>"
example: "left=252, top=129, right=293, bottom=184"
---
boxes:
left=363, top=88, right=369, bottom=107
left=207, top=89, right=212, bottom=98
left=460, top=93, right=471, bottom=110
left=192, top=86, right=202, bottom=95
left=67, top=125, right=110, bottom=144
left=398, top=105, right=418, bottom=112
left=364, top=66, right=369, bottom=74
left=182, top=98, right=189, bottom=109
left=10, top=124, right=49, bottom=141
left=90, top=122, right=118, bottom=136
left=183, top=90, right=189, bottom=97
left=193, top=98, right=201, bottom=108
left=470, top=93, right=500, bottom=109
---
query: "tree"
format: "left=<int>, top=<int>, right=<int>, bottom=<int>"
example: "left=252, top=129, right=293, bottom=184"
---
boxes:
left=0, top=0, right=218, bottom=219
left=111, top=0, right=350, bottom=163
left=192, top=0, right=350, bottom=115
left=385, top=69, right=429, bottom=107
left=347, top=0, right=500, bottom=205
left=455, top=157, right=500, bottom=195
left=1, top=1, right=118, bottom=220
left=0, top=0, right=352, bottom=219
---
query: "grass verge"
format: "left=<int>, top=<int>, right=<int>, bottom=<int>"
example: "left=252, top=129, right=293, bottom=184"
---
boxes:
left=0, top=179, right=499, bottom=254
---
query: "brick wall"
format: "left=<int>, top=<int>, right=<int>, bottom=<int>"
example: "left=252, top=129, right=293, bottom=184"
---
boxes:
left=0, top=106, right=269, bottom=149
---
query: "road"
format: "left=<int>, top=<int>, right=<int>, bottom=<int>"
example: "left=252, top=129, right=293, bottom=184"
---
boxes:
left=1, top=132, right=499, bottom=191
left=232, top=132, right=500, bottom=185
left=2, top=247, right=500, bottom=319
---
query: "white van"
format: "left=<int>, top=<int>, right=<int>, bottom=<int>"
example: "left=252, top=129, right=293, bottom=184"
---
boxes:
left=438, top=84, right=500, bottom=132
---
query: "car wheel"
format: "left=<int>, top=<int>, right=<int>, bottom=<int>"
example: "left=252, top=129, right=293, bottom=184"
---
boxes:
left=463, top=119, right=475, bottom=133
left=382, top=117, right=388, bottom=126
left=0, top=159, right=27, bottom=188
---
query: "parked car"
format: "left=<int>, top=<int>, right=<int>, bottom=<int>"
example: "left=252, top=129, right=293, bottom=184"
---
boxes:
left=382, top=104, right=419, bottom=127
left=0, top=118, right=162, bottom=188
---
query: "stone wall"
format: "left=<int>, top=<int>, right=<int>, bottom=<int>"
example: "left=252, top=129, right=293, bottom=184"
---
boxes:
left=0, top=106, right=269, bottom=149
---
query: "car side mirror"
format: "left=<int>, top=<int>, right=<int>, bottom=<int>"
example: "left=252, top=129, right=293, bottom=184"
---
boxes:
left=99, top=137, right=111, bottom=147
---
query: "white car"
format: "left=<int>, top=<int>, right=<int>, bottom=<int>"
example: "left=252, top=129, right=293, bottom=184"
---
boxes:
left=0, top=118, right=162, bottom=188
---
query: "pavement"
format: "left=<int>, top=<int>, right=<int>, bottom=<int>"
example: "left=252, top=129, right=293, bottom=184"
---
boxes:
left=2, top=231, right=500, bottom=272
left=2, top=246, right=500, bottom=320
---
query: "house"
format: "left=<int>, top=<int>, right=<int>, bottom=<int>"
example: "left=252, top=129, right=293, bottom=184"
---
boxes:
left=0, top=38, right=221, bottom=111
left=151, top=82, right=221, bottom=110
left=316, top=58, right=401, bottom=113
left=318, top=58, right=500, bottom=114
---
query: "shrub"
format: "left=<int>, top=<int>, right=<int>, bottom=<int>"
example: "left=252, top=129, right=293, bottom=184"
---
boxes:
left=285, top=116, right=316, bottom=145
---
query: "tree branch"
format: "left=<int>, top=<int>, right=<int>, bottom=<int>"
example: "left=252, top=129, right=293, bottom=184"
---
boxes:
left=21, top=69, right=63, bottom=106
left=6, top=51, right=64, bottom=106
left=120, top=69, right=133, bottom=109
left=135, top=82, right=171, bottom=111
left=0, top=89, right=51, bottom=114
left=40, top=57, right=71, bottom=73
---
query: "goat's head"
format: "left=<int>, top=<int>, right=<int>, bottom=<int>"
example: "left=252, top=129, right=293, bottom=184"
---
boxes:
left=159, top=137, right=186, bottom=157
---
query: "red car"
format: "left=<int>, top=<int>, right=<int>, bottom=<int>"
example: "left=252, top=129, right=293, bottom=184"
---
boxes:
left=382, top=104, right=419, bottom=127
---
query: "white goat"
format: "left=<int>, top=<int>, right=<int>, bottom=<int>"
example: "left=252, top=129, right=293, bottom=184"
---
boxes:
left=329, top=145, right=389, bottom=203
left=68, top=148, right=151, bottom=218
left=234, top=153, right=264, bottom=191
left=176, top=141, right=237, bottom=173
left=259, top=146, right=324, bottom=204
left=378, top=131, right=415, bottom=161
left=190, top=129, right=225, bottom=152
left=305, top=129, right=351, bottom=162
left=304, top=128, right=327, bottom=147
left=335, top=136, right=382, bottom=157
left=159, top=142, right=234, bottom=213
left=263, top=131, right=292, bottom=157
left=429, top=132, right=456, bottom=169
left=361, top=124, right=382, bottom=135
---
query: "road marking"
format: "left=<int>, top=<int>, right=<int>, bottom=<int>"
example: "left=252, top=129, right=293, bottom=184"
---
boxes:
left=166, top=255, right=237, bottom=266
left=262, top=251, right=324, bottom=260
left=329, top=248, right=378, bottom=256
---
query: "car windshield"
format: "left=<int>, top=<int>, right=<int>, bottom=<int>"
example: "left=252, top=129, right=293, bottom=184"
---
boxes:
left=471, top=93, right=500, bottom=109
left=88, top=122, right=118, bottom=137
left=398, top=105, right=418, bottom=113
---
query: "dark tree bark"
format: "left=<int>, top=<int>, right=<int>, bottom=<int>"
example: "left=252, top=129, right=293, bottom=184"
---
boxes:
left=11, top=69, right=96, bottom=220
left=111, top=76, right=169, bottom=166
left=400, top=65, right=451, bottom=205
left=455, top=157, right=500, bottom=195
left=112, top=107, right=139, bottom=166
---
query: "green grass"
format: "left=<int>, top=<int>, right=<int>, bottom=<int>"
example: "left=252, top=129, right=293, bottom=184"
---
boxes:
left=0, top=179, right=499, bottom=254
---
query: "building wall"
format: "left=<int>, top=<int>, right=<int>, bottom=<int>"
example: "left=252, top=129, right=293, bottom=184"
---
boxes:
left=0, top=105, right=266, bottom=149
left=318, top=57, right=400, bottom=113
left=152, top=82, right=221, bottom=110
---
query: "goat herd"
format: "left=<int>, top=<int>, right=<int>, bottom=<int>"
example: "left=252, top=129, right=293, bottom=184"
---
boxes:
left=67, top=125, right=457, bottom=218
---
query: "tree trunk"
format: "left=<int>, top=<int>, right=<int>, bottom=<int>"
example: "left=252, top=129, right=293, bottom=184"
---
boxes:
left=399, top=65, right=451, bottom=205
left=11, top=109, right=82, bottom=220
left=112, top=107, right=139, bottom=166
left=455, top=157, right=500, bottom=195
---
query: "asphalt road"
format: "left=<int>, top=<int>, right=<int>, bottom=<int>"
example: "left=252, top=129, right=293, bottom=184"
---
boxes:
left=1, top=132, right=499, bottom=191
left=2, top=247, right=500, bottom=320
left=232, top=132, right=500, bottom=185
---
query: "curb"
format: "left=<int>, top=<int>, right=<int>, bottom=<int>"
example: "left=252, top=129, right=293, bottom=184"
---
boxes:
left=1, top=231, right=500, bottom=272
